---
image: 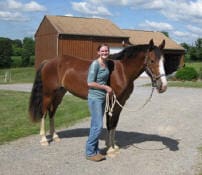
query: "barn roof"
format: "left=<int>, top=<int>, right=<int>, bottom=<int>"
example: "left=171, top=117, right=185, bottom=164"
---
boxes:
left=35, top=15, right=184, bottom=51
left=40, top=15, right=128, bottom=38
left=123, top=29, right=185, bottom=51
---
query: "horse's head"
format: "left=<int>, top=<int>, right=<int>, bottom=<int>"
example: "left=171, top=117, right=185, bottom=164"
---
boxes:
left=144, top=39, right=167, bottom=93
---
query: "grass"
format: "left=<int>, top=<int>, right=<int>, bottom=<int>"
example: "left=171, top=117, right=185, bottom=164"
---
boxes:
left=168, top=80, right=202, bottom=88
left=186, top=62, right=202, bottom=73
left=0, top=67, right=35, bottom=84
left=0, top=90, right=89, bottom=145
left=167, top=61, right=202, bottom=88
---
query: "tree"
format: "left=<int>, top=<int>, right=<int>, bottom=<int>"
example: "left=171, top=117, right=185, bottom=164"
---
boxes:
left=0, top=37, right=12, bottom=68
left=181, top=42, right=191, bottom=61
left=161, top=31, right=169, bottom=38
left=21, top=37, right=35, bottom=66
left=195, top=38, right=202, bottom=61
left=12, top=39, right=22, bottom=56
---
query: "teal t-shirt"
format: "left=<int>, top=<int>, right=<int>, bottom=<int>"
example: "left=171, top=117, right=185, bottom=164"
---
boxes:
left=87, top=60, right=110, bottom=100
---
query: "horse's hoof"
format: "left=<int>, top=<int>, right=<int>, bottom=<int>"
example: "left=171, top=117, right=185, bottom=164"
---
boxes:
left=114, top=145, right=120, bottom=151
left=40, top=140, right=49, bottom=146
left=107, top=146, right=120, bottom=158
left=53, top=136, right=60, bottom=142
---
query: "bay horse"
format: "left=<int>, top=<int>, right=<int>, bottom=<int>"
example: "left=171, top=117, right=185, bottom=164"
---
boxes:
left=29, top=39, right=167, bottom=154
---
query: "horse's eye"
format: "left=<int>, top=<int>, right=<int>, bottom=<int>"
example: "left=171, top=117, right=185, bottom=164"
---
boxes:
left=150, top=60, right=155, bottom=64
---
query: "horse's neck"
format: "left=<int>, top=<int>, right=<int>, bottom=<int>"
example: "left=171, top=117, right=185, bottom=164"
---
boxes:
left=122, top=55, right=145, bottom=82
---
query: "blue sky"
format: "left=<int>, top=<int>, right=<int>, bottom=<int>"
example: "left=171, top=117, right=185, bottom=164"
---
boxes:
left=1, top=0, right=202, bottom=45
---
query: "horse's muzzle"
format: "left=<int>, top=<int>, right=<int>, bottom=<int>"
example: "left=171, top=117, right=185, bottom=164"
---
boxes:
left=156, top=79, right=167, bottom=93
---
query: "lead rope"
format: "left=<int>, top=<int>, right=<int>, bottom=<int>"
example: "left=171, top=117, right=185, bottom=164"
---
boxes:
left=105, top=86, right=155, bottom=117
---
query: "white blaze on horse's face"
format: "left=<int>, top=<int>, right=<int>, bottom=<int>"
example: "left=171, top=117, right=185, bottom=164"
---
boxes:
left=158, top=56, right=167, bottom=93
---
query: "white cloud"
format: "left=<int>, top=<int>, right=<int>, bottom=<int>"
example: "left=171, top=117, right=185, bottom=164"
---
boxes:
left=3, top=0, right=46, bottom=12
left=0, top=11, right=27, bottom=21
left=71, top=1, right=112, bottom=16
left=24, top=1, right=46, bottom=12
left=139, top=20, right=173, bottom=31
left=0, top=0, right=46, bottom=21
left=172, top=31, right=189, bottom=37
left=65, top=13, right=73, bottom=17
left=7, top=0, right=22, bottom=9
left=187, top=25, right=202, bottom=35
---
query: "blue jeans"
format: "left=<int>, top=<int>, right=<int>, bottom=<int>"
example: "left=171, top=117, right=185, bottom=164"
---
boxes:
left=86, top=98, right=105, bottom=156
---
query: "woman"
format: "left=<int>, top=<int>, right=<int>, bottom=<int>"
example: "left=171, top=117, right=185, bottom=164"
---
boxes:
left=86, top=44, right=113, bottom=162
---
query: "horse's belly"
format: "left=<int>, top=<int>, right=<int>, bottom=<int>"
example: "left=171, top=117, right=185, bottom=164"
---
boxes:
left=63, top=72, right=88, bottom=99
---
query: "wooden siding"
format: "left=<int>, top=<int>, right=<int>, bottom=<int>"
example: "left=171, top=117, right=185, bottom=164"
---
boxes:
left=58, top=35, right=127, bottom=60
left=58, top=38, right=93, bottom=59
left=35, top=34, right=58, bottom=68
left=35, top=17, right=58, bottom=37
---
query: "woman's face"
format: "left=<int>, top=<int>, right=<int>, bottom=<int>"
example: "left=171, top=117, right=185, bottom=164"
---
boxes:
left=98, top=46, right=109, bottom=60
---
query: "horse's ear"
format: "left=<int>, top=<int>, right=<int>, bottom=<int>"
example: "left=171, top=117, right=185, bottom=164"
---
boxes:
left=159, top=40, right=165, bottom=50
left=148, top=39, right=154, bottom=51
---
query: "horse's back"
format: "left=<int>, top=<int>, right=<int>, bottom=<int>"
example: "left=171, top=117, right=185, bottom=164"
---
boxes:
left=55, top=55, right=91, bottom=99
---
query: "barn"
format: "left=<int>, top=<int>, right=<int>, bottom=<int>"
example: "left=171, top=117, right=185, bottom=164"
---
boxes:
left=35, top=15, right=185, bottom=74
left=34, top=15, right=129, bottom=68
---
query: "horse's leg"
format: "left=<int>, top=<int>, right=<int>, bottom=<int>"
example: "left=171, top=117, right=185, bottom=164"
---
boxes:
left=106, top=84, right=134, bottom=155
left=49, top=117, right=60, bottom=142
left=49, top=87, right=66, bottom=142
left=106, top=110, right=121, bottom=157
left=39, top=113, right=49, bottom=146
left=39, top=94, right=53, bottom=146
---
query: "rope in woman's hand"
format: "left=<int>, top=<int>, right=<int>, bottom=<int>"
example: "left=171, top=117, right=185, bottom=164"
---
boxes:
left=105, top=87, right=155, bottom=117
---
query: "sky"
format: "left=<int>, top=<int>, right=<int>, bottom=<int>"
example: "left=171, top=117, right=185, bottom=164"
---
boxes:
left=1, top=0, right=202, bottom=45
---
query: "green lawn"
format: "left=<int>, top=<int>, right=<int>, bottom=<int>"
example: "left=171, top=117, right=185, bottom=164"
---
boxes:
left=0, top=67, right=35, bottom=84
left=0, top=90, right=89, bottom=145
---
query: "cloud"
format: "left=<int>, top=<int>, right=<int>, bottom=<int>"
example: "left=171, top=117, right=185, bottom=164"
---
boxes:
left=187, top=25, right=202, bottom=35
left=65, top=13, right=73, bottom=17
left=0, top=11, right=28, bottom=21
left=4, top=0, right=46, bottom=12
left=24, top=1, right=46, bottom=12
left=0, top=0, right=46, bottom=21
left=139, top=20, right=173, bottom=31
left=7, top=0, right=22, bottom=9
left=71, top=1, right=112, bottom=16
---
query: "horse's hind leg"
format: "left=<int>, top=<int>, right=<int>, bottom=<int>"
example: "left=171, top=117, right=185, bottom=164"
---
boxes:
left=49, top=87, right=66, bottom=142
left=49, top=117, right=60, bottom=142
left=39, top=95, right=52, bottom=146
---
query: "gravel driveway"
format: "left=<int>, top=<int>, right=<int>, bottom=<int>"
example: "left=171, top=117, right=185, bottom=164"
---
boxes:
left=0, top=78, right=202, bottom=175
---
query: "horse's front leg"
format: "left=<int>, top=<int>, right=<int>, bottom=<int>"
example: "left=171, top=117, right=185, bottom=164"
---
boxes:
left=40, top=114, right=49, bottom=146
left=49, top=117, right=60, bottom=142
left=107, top=128, right=120, bottom=153
left=106, top=113, right=120, bottom=157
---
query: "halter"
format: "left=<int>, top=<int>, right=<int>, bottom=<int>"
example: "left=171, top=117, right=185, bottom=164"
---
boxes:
left=143, top=51, right=165, bottom=88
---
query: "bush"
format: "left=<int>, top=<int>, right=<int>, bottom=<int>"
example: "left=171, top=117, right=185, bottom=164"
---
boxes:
left=175, top=66, right=199, bottom=81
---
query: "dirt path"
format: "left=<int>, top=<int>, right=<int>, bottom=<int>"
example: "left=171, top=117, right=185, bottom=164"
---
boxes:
left=0, top=78, right=202, bottom=175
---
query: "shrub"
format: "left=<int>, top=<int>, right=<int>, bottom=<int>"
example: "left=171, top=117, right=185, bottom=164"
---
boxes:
left=175, top=66, right=199, bottom=81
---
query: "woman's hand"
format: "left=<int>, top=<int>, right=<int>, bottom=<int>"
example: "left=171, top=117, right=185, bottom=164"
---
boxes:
left=103, top=85, right=113, bottom=95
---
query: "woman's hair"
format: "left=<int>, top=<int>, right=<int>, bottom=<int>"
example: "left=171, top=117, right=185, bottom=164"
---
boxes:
left=97, top=43, right=110, bottom=51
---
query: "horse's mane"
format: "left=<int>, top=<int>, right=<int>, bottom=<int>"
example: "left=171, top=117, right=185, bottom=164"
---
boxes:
left=109, top=44, right=150, bottom=60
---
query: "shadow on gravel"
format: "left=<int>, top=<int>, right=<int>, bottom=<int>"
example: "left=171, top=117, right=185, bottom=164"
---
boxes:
left=58, top=128, right=179, bottom=151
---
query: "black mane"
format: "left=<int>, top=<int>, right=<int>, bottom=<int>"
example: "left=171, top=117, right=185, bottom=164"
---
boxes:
left=109, top=44, right=150, bottom=60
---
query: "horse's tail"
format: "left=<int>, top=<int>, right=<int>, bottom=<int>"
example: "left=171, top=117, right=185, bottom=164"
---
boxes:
left=28, top=61, right=47, bottom=122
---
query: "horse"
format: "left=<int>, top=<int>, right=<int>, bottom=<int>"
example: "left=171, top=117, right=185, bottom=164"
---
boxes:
left=29, top=39, right=167, bottom=154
